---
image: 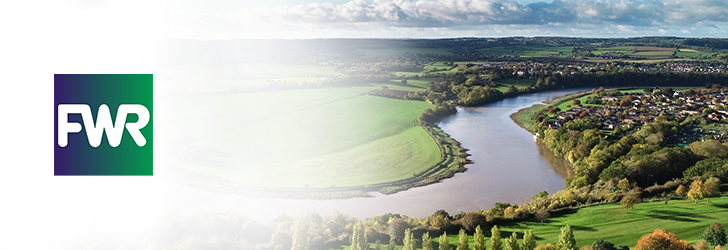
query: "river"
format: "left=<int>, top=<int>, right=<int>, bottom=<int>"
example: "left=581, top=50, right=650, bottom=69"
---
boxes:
left=17, top=89, right=589, bottom=249
left=157, top=88, right=586, bottom=222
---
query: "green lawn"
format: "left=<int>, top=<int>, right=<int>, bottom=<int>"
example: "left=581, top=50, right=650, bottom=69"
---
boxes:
left=333, top=197, right=728, bottom=250
left=166, top=87, right=441, bottom=188
left=496, top=197, right=728, bottom=247
left=555, top=93, right=602, bottom=112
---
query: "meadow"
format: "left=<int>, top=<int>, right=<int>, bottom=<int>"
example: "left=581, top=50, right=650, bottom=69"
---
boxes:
left=495, top=78, right=537, bottom=92
left=164, top=86, right=442, bottom=189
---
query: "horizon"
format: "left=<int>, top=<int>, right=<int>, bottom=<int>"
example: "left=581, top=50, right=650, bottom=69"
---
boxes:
left=3, top=0, right=727, bottom=41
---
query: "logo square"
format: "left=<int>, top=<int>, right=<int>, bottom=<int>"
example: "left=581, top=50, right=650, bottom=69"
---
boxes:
left=54, top=74, right=153, bottom=176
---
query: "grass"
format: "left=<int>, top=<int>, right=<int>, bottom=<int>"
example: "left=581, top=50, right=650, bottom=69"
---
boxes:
left=332, top=197, right=728, bottom=250
left=495, top=78, right=536, bottom=91
left=166, top=86, right=442, bottom=189
left=553, top=89, right=647, bottom=113
left=510, top=104, right=547, bottom=133
left=357, top=48, right=452, bottom=58
left=167, top=63, right=342, bottom=92
left=388, top=77, right=442, bottom=90
left=555, top=94, right=602, bottom=112
left=495, top=197, right=728, bottom=247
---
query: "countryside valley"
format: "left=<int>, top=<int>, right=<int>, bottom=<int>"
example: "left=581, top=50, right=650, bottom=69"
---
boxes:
left=154, top=37, right=728, bottom=250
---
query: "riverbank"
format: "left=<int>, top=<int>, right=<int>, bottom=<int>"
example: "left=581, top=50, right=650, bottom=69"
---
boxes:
left=510, top=90, right=594, bottom=134
left=167, top=119, right=470, bottom=199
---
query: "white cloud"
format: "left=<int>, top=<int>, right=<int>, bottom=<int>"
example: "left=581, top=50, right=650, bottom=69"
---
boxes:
left=89, top=0, right=724, bottom=39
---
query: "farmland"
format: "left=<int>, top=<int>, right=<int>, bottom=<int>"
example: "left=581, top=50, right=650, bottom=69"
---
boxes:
left=161, top=37, right=728, bottom=197
left=165, top=86, right=444, bottom=190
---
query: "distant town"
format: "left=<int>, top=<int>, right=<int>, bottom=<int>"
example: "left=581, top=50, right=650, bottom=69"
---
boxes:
left=544, top=87, right=728, bottom=144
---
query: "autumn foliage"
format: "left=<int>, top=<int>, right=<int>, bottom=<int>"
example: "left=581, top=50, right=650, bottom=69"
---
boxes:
left=634, top=229, right=695, bottom=250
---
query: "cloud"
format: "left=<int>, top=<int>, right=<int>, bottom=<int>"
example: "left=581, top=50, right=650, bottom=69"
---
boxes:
left=258, top=0, right=728, bottom=28
left=153, top=0, right=728, bottom=38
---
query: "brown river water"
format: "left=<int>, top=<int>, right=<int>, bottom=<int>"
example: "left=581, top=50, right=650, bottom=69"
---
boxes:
left=157, top=88, right=587, bottom=222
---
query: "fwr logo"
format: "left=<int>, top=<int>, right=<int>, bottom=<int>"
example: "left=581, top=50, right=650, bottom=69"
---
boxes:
left=54, top=74, right=153, bottom=176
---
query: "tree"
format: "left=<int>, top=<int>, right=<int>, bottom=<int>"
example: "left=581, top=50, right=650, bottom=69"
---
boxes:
left=506, top=232, right=520, bottom=250
left=572, top=99, right=582, bottom=106
left=523, top=230, right=537, bottom=250
left=535, top=209, right=550, bottom=225
left=688, top=179, right=706, bottom=204
left=440, top=233, right=451, bottom=250
left=462, top=212, right=487, bottom=232
left=374, top=240, right=383, bottom=250
left=492, top=225, right=504, bottom=250
left=535, top=244, right=558, bottom=250
left=687, top=140, right=728, bottom=158
left=423, top=233, right=433, bottom=250
left=634, top=229, right=694, bottom=250
left=458, top=229, right=470, bottom=250
left=351, top=221, right=368, bottom=250
left=403, top=228, right=415, bottom=250
left=401, top=79, right=408, bottom=85
left=621, top=193, right=640, bottom=213
left=474, top=225, right=486, bottom=250
left=388, top=219, right=409, bottom=242
left=676, top=185, right=687, bottom=196
left=390, top=236, right=398, bottom=250
left=292, top=221, right=309, bottom=250
left=431, top=214, right=451, bottom=230
left=701, top=223, right=727, bottom=247
left=696, top=240, right=710, bottom=250
left=704, top=177, right=721, bottom=203
left=591, top=239, right=617, bottom=250
left=504, top=206, right=519, bottom=219
left=618, top=178, right=632, bottom=191
left=557, top=225, right=577, bottom=250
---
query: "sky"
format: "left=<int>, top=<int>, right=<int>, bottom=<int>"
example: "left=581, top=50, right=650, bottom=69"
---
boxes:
left=2, top=0, right=727, bottom=40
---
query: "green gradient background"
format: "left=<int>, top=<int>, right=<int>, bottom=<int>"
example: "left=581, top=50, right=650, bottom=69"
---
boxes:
left=54, top=74, right=153, bottom=175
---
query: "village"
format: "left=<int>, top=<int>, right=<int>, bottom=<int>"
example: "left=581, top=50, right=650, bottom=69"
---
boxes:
left=545, top=88, right=728, bottom=144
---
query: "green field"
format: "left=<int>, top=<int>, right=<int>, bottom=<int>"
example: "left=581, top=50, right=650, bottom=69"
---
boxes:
left=554, top=89, right=646, bottom=113
left=334, top=197, right=728, bottom=250
left=165, top=87, right=441, bottom=189
left=388, top=77, right=442, bottom=89
left=555, top=93, right=602, bottom=112
left=496, top=197, right=728, bottom=247
left=478, top=45, right=573, bottom=58
left=496, top=78, right=537, bottom=91
left=165, top=63, right=342, bottom=92
left=358, top=48, right=453, bottom=58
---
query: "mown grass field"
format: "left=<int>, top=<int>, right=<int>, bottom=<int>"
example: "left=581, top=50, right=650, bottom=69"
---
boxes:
left=166, top=86, right=441, bottom=188
left=333, top=197, right=728, bottom=250
left=496, top=197, right=728, bottom=247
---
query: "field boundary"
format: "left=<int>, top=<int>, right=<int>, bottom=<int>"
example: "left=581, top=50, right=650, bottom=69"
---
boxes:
left=166, top=122, right=470, bottom=199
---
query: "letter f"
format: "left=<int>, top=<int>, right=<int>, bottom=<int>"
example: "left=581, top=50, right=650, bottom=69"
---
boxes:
left=57, top=104, right=89, bottom=147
